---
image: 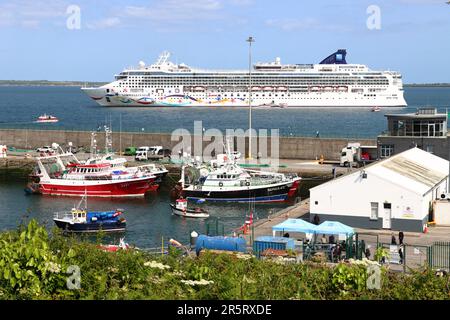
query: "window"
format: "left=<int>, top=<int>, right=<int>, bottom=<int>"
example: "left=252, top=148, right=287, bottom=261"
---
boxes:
left=380, top=145, right=394, bottom=158
left=370, top=202, right=379, bottom=220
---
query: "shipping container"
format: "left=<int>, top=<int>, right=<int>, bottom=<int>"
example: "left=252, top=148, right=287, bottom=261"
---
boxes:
left=253, top=236, right=295, bottom=257
left=195, top=235, right=247, bottom=255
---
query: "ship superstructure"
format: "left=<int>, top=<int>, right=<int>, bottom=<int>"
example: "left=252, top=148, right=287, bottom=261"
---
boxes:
left=82, top=49, right=406, bottom=108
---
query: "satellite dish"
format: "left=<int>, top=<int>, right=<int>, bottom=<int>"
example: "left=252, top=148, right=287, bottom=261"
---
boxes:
left=51, top=143, right=59, bottom=149
left=139, top=61, right=146, bottom=68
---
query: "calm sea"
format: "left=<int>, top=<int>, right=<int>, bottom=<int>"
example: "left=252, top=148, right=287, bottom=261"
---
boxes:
left=0, top=86, right=449, bottom=138
left=0, top=86, right=449, bottom=247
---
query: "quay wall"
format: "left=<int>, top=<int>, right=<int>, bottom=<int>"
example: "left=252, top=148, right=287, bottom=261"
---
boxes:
left=0, top=129, right=376, bottom=161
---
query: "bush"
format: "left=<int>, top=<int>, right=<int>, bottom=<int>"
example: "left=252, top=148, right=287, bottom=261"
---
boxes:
left=0, top=221, right=449, bottom=300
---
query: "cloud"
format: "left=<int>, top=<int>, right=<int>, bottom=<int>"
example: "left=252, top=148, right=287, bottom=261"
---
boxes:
left=122, top=0, right=224, bottom=22
left=397, top=0, right=444, bottom=4
left=0, top=0, right=68, bottom=28
left=86, top=17, right=121, bottom=30
left=266, top=18, right=352, bottom=32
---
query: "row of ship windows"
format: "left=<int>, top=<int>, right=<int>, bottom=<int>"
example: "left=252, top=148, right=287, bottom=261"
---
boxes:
left=121, top=81, right=390, bottom=85
left=124, top=76, right=389, bottom=80
left=120, top=84, right=390, bottom=89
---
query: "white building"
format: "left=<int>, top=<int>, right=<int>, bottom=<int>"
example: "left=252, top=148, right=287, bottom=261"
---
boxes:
left=309, top=148, right=449, bottom=232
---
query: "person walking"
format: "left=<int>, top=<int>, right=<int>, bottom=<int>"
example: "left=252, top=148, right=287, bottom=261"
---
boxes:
left=313, top=214, right=320, bottom=225
left=391, top=233, right=397, bottom=245
left=399, top=231, right=404, bottom=245
left=398, top=246, right=404, bottom=264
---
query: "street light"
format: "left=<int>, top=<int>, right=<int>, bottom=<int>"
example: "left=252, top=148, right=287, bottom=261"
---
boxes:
left=247, top=36, right=255, bottom=160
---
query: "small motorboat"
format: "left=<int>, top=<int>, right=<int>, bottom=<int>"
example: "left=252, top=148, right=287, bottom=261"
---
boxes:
left=36, top=114, right=59, bottom=123
left=53, top=194, right=126, bottom=232
left=170, top=198, right=210, bottom=219
left=98, top=238, right=132, bottom=252
left=371, top=106, right=381, bottom=112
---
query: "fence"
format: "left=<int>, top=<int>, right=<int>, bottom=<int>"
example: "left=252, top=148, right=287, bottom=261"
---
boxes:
left=376, top=242, right=430, bottom=272
left=205, top=217, right=225, bottom=237
left=428, top=241, right=450, bottom=271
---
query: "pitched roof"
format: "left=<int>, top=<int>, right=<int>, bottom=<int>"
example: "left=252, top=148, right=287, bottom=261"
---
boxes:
left=311, top=148, right=449, bottom=196
left=367, top=148, right=448, bottom=195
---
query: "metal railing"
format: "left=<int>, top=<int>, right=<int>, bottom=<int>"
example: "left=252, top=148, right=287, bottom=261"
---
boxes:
left=428, top=241, right=450, bottom=271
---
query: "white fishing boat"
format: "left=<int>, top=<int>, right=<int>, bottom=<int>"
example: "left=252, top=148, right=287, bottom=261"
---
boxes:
left=371, top=106, right=381, bottom=112
left=170, top=198, right=210, bottom=219
left=36, top=114, right=58, bottom=123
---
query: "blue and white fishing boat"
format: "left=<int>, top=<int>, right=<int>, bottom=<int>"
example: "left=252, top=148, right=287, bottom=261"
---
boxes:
left=53, top=193, right=126, bottom=233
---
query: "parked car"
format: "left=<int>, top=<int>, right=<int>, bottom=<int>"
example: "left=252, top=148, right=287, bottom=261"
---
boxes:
left=36, top=146, right=54, bottom=153
left=124, top=146, right=137, bottom=156
left=157, top=148, right=172, bottom=157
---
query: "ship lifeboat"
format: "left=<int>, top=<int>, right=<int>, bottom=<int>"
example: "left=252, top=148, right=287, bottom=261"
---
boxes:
left=263, top=86, right=273, bottom=91
left=277, top=86, right=288, bottom=91
left=194, top=86, right=205, bottom=92
left=337, top=86, right=348, bottom=92
left=310, top=86, right=322, bottom=92
left=251, top=86, right=262, bottom=91
left=323, top=86, right=335, bottom=92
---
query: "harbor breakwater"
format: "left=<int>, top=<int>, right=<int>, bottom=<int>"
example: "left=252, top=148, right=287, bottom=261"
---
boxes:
left=0, top=129, right=376, bottom=161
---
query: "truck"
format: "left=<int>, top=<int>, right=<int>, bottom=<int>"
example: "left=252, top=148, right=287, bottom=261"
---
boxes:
left=339, top=143, right=378, bottom=167
left=135, top=146, right=171, bottom=161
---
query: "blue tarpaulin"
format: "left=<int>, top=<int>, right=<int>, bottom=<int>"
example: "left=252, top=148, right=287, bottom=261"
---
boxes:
left=272, top=219, right=316, bottom=235
left=313, top=221, right=354, bottom=236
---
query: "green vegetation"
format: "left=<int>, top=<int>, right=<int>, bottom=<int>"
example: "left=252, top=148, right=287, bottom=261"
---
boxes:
left=1, top=220, right=449, bottom=300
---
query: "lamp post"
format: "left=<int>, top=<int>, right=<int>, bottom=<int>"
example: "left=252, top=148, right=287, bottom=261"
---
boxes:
left=247, top=36, right=255, bottom=160
left=447, top=108, right=450, bottom=192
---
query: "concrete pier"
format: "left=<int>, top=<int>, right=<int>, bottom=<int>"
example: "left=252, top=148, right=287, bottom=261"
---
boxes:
left=0, top=128, right=375, bottom=161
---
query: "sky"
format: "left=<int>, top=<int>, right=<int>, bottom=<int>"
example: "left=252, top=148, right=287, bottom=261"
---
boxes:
left=0, top=0, right=449, bottom=83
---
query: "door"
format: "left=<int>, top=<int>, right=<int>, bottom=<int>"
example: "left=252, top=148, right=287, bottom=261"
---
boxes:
left=383, top=203, right=392, bottom=229
left=428, top=123, right=435, bottom=137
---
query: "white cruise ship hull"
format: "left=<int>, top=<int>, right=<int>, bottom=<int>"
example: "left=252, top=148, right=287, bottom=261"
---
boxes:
left=82, top=87, right=406, bottom=108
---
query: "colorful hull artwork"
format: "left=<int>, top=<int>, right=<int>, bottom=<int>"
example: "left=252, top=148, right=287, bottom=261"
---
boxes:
left=89, top=93, right=249, bottom=107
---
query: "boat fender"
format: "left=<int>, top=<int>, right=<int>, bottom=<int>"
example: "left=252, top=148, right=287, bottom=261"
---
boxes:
left=169, top=239, right=183, bottom=247
left=219, top=182, right=223, bottom=187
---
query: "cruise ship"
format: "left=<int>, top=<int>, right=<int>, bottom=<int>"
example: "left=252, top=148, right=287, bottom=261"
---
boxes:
left=82, top=49, right=407, bottom=108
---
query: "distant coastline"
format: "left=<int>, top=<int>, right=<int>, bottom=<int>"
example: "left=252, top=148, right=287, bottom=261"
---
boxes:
left=0, top=80, right=449, bottom=87
left=404, top=83, right=450, bottom=87
left=0, top=80, right=107, bottom=87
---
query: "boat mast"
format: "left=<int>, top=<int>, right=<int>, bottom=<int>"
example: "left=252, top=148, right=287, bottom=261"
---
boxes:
left=90, top=131, right=97, bottom=158
left=246, top=36, right=255, bottom=160
left=104, top=125, right=113, bottom=155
